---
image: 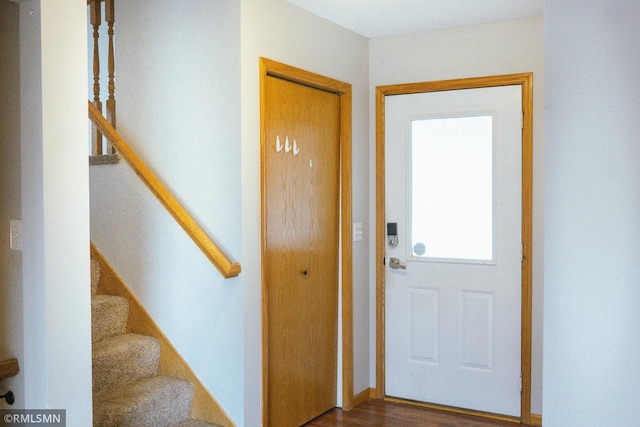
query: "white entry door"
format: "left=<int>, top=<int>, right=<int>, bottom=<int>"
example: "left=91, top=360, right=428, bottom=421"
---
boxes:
left=385, top=85, right=522, bottom=416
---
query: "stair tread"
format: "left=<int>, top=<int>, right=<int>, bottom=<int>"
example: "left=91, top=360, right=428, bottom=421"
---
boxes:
left=172, top=420, right=220, bottom=427
left=94, top=376, right=194, bottom=427
left=93, top=333, right=160, bottom=394
left=92, top=294, right=126, bottom=303
left=91, top=294, right=129, bottom=342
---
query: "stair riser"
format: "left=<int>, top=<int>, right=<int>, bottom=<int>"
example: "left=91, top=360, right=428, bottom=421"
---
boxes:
left=91, top=295, right=129, bottom=342
left=91, top=259, right=100, bottom=295
left=93, top=334, right=160, bottom=395
left=94, top=377, right=194, bottom=427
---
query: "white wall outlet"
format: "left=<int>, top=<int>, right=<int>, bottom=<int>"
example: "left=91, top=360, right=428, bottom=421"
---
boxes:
left=10, top=219, right=22, bottom=251
left=353, top=222, right=364, bottom=242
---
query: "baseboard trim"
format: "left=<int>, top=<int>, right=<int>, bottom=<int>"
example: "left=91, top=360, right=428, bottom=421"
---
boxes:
left=352, top=388, right=375, bottom=407
left=91, top=243, right=236, bottom=427
left=529, top=413, right=542, bottom=426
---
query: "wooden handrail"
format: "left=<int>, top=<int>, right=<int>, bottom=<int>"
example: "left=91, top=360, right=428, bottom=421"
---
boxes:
left=0, top=358, right=19, bottom=381
left=88, top=101, right=241, bottom=279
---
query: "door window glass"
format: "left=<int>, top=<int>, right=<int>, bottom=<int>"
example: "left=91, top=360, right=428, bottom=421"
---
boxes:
left=410, top=114, right=494, bottom=262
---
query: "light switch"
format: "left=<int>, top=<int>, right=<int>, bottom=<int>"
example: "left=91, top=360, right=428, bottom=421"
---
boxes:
left=10, top=219, right=22, bottom=251
left=353, top=222, right=364, bottom=242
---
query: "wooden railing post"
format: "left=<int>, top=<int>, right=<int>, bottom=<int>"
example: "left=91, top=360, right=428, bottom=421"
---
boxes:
left=105, top=0, right=116, bottom=155
left=90, top=0, right=103, bottom=155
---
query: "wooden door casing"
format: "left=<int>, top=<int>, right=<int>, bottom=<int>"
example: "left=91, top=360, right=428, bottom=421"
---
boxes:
left=263, top=75, right=340, bottom=427
left=375, top=73, right=534, bottom=424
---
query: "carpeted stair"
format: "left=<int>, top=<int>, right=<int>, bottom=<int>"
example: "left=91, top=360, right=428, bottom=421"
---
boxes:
left=91, top=259, right=217, bottom=427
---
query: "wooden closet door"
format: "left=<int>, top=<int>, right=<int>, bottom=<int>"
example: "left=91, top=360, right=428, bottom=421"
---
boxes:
left=263, top=75, right=341, bottom=427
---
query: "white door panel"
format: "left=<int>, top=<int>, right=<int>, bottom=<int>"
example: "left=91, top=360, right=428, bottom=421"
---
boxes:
left=385, top=85, right=522, bottom=416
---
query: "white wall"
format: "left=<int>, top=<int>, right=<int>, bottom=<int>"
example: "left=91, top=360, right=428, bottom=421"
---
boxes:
left=240, top=0, right=370, bottom=424
left=90, top=0, right=244, bottom=422
left=0, top=0, right=24, bottom=410
left=543, top=2, right=640, bottom=425
left=369, top=17, right=545, bottom=414
left=20, top=0, right=92, bottom=423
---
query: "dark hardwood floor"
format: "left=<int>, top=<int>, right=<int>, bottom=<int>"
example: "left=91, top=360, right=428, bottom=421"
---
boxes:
left=304, top=399, right=520, bottom=427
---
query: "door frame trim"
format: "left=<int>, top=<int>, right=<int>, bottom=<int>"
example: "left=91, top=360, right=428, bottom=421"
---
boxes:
left=375, top=73, right=534, bottom=424
left=260, top=57, right=354, bottom=426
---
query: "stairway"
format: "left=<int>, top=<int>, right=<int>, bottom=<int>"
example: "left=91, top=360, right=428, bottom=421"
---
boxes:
left=91, top=259, right=217, bottom=427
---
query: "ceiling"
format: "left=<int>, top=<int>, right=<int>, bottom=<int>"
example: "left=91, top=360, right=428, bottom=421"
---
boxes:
left=285, top=0, right=543, bottom=39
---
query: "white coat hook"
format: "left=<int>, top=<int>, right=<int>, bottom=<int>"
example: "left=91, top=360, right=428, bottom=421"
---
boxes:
left=276, top=135, right=283, bottom=153
left=293, top=139, right=300, bottom=156
left=285, top=136, right=292, bottom=153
